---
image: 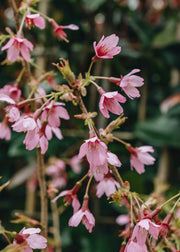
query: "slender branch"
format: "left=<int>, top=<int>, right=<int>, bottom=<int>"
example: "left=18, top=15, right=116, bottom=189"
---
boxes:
left=37, top=149, right=48, bottom=252
left=10, top=0, right=20, bottom=31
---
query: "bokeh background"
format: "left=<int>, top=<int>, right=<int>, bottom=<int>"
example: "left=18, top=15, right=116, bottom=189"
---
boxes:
left=0, top=0, right=180, bottom=251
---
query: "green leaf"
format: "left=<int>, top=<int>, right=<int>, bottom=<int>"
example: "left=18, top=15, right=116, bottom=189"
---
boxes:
left=135, top=114, right=180, bottom=147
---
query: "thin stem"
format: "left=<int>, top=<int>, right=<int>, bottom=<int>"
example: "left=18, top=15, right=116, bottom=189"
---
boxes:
left=85, top=174, right=94, bottom=197
left=16, top=68, right=25, bottom=83
left=129, top=194, right=134, bottom=226
left=10, top=0, right=20, bottom=31
left=30, top=7, right=51, bottom=22
left=87, top=61, right=94, bottom=76
left=89, top=79, right=100, bottom=89
left=37, top=149, right=48, bottom=252
left=2, top=233, right=11, bottom=244
left=112, top=136, right=129, bottom=146
left=159, top=192, right=180, bottom=209
left=50, top=200, right=62, bottom=252
left=17, top=13, right=26, bottom=36
left=170, top=196, right=180, bottom=213
left=93, top=76, right=110, bottom=80
left=77, top=173, right=89, bottom=185
left=133, top=194, right=141, bottom=209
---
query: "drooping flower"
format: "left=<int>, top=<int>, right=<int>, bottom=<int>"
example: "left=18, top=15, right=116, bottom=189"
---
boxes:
left=0, top=83, right=21, bottom=101
left=14, top=227, right=47, bottom=251
left=46, top=158, right=67, bottom=189
left=94, top=152, right=121, bottom=181
left=6, top=105, right=20, bottom=122
left=69, top=155, right=82, bottom=174
left=25, top=10, right=45, bottom=30
left=124, top=240, right=148, bottom=252
left=110, top=69, right=144, bottom=99
left=52, top=183, right=81, bottom=213
left=78, top=136, right=108, bottom=172
left=0, top=117, right=11, bottom=140
left=92, top=34, right=121, bottom=61
left=127, top=145, right=155, bottom=174
left=96, top=172, right=120, bottom=198
left=12, top=115, right=37, bottom=132
left=50, top=19, right=79, bottom=42
left=41, top=101, right=69, bottom=128
left=1, top=36, right=33, bottom=62
left=132, top=219, right=160, bottom=245
left=69, top=196, right=95, bottom=233
left=98, top=88, right=126, bottom=118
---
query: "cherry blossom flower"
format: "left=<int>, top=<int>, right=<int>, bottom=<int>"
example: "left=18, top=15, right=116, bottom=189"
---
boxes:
left=0, top=83, right=21, bottom=101
left=69, top=155, right=82, bottom=174
left=6, top=105, right=20, bottom=122
left=1, top=36, right=33, bottom=62
left=116, top=214, right=130, bottom=226
left=78, top=136, right=108, bottom=172
left=125, top=240, right=148, bottom=252
left=41, top=101, right=69, bottom=128
left=98, top=88, right=126, bottom=118
left=12, top=115, right=37, bottom=132
left=94, top=152, right=121, bottom=181
left=69, top=196, right=95, bottom=232
left=131, top=219, right=160, bottom=246
left=110, top=69, right=144, bottom=99
left=52, top=183, right=81, bottom=213
left=14, top=227, right=47, bottom=251
left=25, top=10, right=45, bottom=30
left=0, top=93, right=15, bottom=104
left=92, top=34, right=121, bottom=61
left=0, top=117, right=11, bottom=140
left=96, top=172, right=120, bottom=198
left=50, top=19, right=79, bottom=42
left=127, top=145, right=155, bottom=174
left=46, top=158, right=67, bottom=189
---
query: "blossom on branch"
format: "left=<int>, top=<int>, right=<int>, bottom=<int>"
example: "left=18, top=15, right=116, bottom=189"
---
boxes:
left=127, top=145, right=155, bottom=174
left=98, top=88, right=126, bottom=118
left=92, top=34, right=121, bottom=61
left=110, top=69, right=144, bottom=99
left=69, top=196, right=95, bottom=233
left=25, top=11, right=45, bottom=30
left=50, top=19, right=79, bottom=42
left=14, top=227, right=47, bottom=251
left=1, top=36, right=33, bottom=62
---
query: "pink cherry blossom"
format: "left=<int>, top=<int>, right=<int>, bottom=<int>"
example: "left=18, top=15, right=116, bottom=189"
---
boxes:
left=52, top=183, right=81, bottom=213
left=41, top=101, right=69, bottom=128
left=127, top=145, right=155, bottom=174
left=0, top=117, right=11, bottom=140
left=12, top=115, right=37, bottom=132
left=69, top=155, right=81, bottom=174
left=14, top=227, right=47, bottom=251
left=96, top=172, right=120, bottom=198
left=69, top=196, right=95, bottom=233
left=25, top=11, right=45, bottom=29
left=98, top=88, right=126, bottom=118
left=0, top=93, right=15, bottom=104
left=116, top=214, right=130, bottom=226
left=125, top=241, right=148, bottom=252
left=1, top=36, right=33, bottom=62
left=0, top=83, right=21, bottom=101
left=94, top=152, right=121, bottom=181
left=46, top=158, right=67, bottom=189
left=6, top=105, right=20, bottom=122
left=78, top=136, right=108, bottom=172
left=50, top=19, right=79, bottom=42
left=92, top=34, right=121, bottom=61
left=131, top=219, right=160, bottom=245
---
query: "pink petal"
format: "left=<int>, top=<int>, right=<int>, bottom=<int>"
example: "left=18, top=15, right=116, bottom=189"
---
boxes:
left=107, top=152, right=122, bottom=167
left=34, top=16, right=46, bottom=29
left=20, top=43, right=31, bottom=61
left=26, top=234, right=47, bottom=249
left=69, top=210, right=84, bottom=227
left=7, top=44, right=19, bottom=62
left=63, top=24, right=79, bottom=30
left=22, top=228, right=41, bottom=235
left=1, top=38, right=14, bottom=51
left=0, top=94, right=15, bottom=104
